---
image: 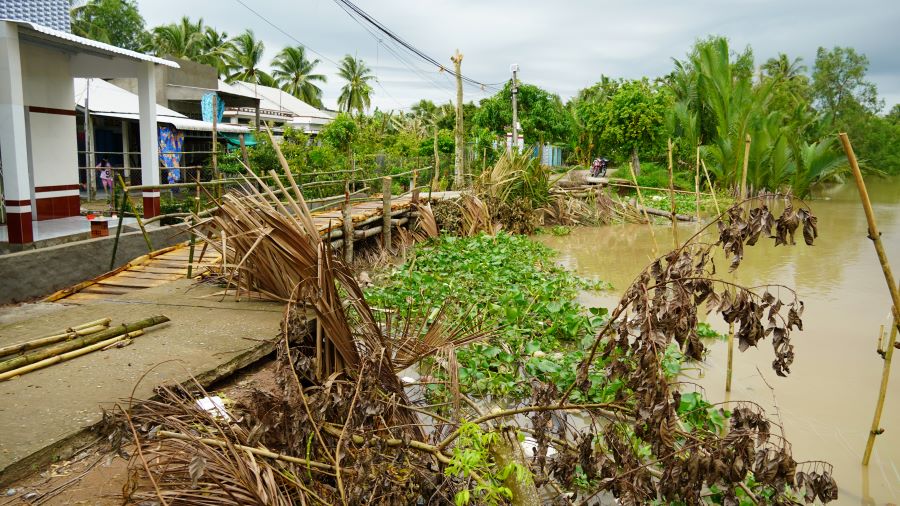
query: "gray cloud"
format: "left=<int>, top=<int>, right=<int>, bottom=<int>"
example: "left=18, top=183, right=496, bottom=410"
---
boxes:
left=137, top=0, right=900, bottom=111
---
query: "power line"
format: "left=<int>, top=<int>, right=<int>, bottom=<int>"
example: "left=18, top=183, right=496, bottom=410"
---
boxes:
left=232, top=0, right=342, bottom=68
left=330, top=0, right=506, bottom=91
left=331, top=0, right=457, bottom=102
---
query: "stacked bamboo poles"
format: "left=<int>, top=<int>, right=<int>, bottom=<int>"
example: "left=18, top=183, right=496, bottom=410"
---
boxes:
left=0, top=318, right=110, bottom=358
left=839, top=133, right=899, bottom=465
left=0, top=316, right=168, bottom=380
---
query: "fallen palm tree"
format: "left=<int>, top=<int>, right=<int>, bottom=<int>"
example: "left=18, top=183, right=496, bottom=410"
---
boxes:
left=115, top=179, right=838, bottom=504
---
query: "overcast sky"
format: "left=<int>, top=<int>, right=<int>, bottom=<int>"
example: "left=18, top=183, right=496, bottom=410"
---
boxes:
left=136, top=0, right=900, bottom=112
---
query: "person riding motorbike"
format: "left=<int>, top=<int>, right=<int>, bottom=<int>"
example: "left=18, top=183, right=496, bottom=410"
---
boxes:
left=590, top=157, right=608, bottom=177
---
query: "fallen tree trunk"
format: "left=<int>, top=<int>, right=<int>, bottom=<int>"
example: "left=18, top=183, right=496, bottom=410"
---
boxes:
left=631, top=201, right=696, bottom=222
left=0, top=318, right=111, bottom=358
left=0, top=316, right=169, bottom=374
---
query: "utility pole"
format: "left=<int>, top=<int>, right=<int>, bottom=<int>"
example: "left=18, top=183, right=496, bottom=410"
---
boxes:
left=451, top=49, right=465, bottom=188
left=510, top=63, right=519, bottom=153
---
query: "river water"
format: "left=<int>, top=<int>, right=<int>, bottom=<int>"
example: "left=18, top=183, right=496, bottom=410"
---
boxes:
left=537, top=178, right=900, bottom=504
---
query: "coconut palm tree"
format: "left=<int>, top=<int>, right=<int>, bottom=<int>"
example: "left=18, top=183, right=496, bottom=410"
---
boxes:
left=272, top=46, right=326, bottom=107
left=151, top=16, right=204, bottom=59
left=225, top=30, right=272, bottom=85
left=337, top=55, right=374, bottom=115
left=196, top=27, right=233, bottom=77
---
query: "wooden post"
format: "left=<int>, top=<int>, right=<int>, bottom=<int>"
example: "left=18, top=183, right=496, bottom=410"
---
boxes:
left=839, top=133, right=900, bottom=466
left=740, top=134, right=751, bottom=198
left=451, top=50, right=465, bottom=189
left=382, top=176, right=392, bottom=251
left=431, top=129, right=441, bottom=191
left=239, top=133, right=249, bottom=166
left=411, top=169, right=419, bottom=205
left=695, top=144, right=701, bottom=222
left=342, top=182, right=354, bottom=264
left=667, top=138, right=678, bottom=247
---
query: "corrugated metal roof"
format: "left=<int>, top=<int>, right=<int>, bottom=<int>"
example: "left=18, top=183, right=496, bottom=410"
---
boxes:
left=0, top=0, right=69, bottom=32
left=5, top=19, right=178, bottom=68
left=74, top=78, right=247, bottom=134
left=231, top=81, right=333, bottom=119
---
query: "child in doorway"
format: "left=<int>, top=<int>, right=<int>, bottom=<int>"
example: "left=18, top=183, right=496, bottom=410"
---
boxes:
left=98, top=158, right=113, bottom=194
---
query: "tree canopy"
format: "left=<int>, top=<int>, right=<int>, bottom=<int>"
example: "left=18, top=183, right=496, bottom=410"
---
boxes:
left=472, top=81, right=571, bottom=145
left=71, top=0, right=147, bottom=51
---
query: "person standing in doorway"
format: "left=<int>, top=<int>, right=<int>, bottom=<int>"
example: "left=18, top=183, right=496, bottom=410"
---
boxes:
left=98, top=158, right=113, bottom=205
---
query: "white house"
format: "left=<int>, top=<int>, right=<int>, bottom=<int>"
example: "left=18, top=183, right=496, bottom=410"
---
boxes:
left=223, top=81, right=336, bottom=135
left=0, top=3, right=178, bottom=246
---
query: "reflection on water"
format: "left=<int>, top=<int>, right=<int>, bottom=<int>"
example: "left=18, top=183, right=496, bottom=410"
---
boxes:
left=537, top=178, right=900, bottom=504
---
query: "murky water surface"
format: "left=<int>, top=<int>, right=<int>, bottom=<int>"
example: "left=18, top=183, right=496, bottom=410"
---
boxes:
left=537, top=178, right=900, bottom=504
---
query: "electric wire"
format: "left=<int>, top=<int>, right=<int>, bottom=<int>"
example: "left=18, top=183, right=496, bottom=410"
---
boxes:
left=330, top=0, right=506, bottom=91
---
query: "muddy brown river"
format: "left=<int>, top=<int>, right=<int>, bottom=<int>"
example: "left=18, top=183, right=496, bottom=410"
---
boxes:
left=537, top=178, right=900, bottom=504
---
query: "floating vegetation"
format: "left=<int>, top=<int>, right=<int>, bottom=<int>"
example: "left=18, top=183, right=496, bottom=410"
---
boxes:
left=112, top=178, right=836, bottom=504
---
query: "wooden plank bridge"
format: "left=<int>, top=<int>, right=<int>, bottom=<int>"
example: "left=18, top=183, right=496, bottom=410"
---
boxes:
left=45, top=193, right=419, bottom=303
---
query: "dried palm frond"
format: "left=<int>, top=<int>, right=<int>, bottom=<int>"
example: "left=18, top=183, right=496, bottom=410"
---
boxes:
left=460, top=194, right=496, bottom=236
left=412, top=201, right=439, bottom=240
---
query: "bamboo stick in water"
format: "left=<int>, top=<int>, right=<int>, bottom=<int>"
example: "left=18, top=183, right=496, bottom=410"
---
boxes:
left=839, top=133, right=900, bottom=466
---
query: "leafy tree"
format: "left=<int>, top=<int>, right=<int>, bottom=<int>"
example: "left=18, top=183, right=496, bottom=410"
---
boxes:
left=71, top=0, right=147, bottom=51
left=472, top=81, right=571, bottom=146
left=337, top=55, right=374, bottom=115
left=597, top=79, right=671, bottom=176
left=319, top=113, right=358, bottom=155
left=225, top=30, right=273, bottom=85
left=272, top=46, right=326, bottom=108
left=812, top=46, right=883, bottom=123
left=567, top=76, right=620, bottom=165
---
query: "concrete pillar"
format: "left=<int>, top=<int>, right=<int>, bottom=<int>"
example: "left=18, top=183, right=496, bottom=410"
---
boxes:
left=121, top=121, right=131, bottom=184
left=0, top=22, right=33, bottom=244
left=137, top=61, right=160, bottom=218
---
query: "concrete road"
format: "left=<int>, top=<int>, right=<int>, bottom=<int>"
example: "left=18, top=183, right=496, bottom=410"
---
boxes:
left=0, top=279, right=283, bottom=482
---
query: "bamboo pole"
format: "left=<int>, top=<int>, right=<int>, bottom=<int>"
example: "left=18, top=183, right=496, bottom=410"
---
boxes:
left=627, top=161, right=658, bottom=253
left=109, top=178, right=130, bottom=270
left=382, top=176, right=392, bottom=250
left=725, top=321, right=735, bottom=392
left=740, top=134, right=751, bottom=198
left=700, top=160, right=721, bottom=215
left=186, top=178, right=201, bottom=279
left=211, top=94, right=220, bottom=199
left=0, top=330, right=143, bottom=381
left=0, top=316, right=169, bottom=374
left=0, top=319, right=111, bottom=358
left=667, top=138, right=678, bottom=247
left=157, top=430, right=334, bottom=471
left=839, top=133, right=899, bottom=466
left=695, top=144, right=701, bottom=222
left=342, top=182, right=354, bottom=264
left=117, top=174, right=153, bottom=252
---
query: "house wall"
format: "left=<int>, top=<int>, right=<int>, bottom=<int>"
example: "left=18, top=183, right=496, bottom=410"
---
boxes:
left=21, top=43, right=80, bottom=220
